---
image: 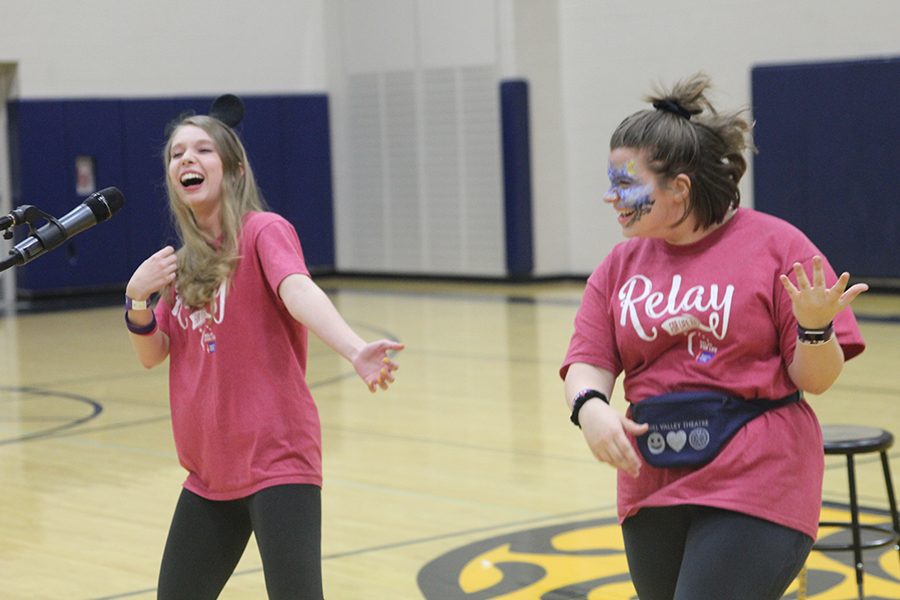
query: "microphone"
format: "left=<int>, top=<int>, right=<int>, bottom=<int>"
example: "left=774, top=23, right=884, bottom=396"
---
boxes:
left=4, top=187, right=125, bottom=267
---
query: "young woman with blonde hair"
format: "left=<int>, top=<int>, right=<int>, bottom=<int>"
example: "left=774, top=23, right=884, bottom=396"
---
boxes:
left=125, top=98, right=403, bottom=599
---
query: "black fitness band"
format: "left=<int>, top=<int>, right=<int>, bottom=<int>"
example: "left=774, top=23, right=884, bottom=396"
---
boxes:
left=570, top=389, right=610, bottom=428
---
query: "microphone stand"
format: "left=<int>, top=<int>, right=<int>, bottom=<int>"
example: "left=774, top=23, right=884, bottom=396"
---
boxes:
left=0, top=205, right=43, bottom=232
left=0, top=205, right=63, bottom=273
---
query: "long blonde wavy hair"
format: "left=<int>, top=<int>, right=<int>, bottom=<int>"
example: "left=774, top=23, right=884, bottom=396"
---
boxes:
left=163, top=115, right=265, bottom=308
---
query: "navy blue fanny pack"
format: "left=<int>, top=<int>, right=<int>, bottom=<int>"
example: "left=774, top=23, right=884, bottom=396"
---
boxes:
left=630, top=390, right=801, bottom=468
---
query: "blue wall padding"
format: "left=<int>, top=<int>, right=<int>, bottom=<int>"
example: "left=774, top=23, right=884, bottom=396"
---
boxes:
left=752, top=56, right=900, bottom=280
left=500, top=80, right=534, bottom=277
left=7, top=94, right=335, bottom=296
left=240, top=97, right=335, bottom=270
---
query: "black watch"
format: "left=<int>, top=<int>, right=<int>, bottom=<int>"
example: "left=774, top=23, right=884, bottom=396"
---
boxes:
left=797, top=321, right=834, bottom=345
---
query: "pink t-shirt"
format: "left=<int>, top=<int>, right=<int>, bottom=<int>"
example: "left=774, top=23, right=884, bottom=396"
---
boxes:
left=156, top=211, right=320, bottom=500
left=561, top=208, right=865, bottom=539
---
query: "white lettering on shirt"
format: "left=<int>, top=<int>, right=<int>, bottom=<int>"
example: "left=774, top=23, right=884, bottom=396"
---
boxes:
left=171, top=281, right=228, bottom=331
left=618, top=274, right=734, bottom=342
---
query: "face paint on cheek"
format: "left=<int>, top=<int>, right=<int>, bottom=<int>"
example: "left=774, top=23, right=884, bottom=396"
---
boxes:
left=605, top=165, right=632, bottom=204
left=620, top=186, right=655, bottom=227
left=616, top=183, right=653, bottom=209
left=607, top=163, right=655, bottom=225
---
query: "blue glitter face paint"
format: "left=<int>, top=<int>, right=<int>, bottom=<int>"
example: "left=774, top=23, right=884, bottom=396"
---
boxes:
left=605, top=159, right=655, bottom=226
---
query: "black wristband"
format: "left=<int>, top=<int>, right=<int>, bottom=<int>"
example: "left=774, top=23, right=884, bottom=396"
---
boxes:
left=570, top=389, right=610, bottom=428
left=797, top=321, right=834, bottom=345
left=125, top=310, right=158, bottom=335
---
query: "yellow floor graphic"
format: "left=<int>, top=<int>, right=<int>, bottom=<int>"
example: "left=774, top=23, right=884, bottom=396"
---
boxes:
left=419, top=507, right=900, bottom=599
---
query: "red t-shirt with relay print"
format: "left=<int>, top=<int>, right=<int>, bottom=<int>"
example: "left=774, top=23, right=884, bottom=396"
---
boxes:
left=562, top=208, right=865, bottom=539
left=156, top=211, right=320, bottom=500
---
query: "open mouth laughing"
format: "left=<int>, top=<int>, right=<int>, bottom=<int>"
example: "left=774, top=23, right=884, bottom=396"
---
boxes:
left=617, top=200, right=654, bottom=226
left=180, top=172, right=205, bottom=190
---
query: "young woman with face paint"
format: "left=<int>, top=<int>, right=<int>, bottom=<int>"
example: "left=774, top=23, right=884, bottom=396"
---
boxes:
left=560, top=74, right=869, bottom=599
left=124, top=105, right=404, bottom=600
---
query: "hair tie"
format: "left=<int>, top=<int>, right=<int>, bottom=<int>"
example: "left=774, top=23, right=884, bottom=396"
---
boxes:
left=652, top=99, right=694, bottom=120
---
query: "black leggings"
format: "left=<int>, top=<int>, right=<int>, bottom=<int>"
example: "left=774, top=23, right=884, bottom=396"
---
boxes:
left=157, top=484, right=323, bottom=600
left=622, top=505, right=813, bottom=600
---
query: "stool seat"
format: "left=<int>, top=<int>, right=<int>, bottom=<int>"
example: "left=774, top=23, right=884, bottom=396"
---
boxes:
left=822, top=425, right=894, bottom=454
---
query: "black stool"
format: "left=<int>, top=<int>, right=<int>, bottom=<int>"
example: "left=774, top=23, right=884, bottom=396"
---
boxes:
left=799, top=425, right=900, bottom=600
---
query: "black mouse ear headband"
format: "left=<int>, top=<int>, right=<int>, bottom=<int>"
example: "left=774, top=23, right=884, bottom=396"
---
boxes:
left=165, top=94, right=245, bottom=136
left=208, top=93, right=244, bottom=128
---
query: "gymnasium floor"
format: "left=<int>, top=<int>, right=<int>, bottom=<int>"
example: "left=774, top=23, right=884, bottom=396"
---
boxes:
left=2, top=277, right=898, bottom=599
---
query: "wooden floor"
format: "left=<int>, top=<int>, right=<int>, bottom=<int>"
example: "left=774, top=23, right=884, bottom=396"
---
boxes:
left=1, top=278, right=899, bottom=599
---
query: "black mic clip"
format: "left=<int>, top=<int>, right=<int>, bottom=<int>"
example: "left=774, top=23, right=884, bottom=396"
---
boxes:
left=0, top=205, right=48, bottom=238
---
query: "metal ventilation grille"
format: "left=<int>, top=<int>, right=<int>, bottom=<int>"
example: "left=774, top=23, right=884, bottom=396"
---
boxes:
left=344, top=65, right=503, bottom=275
left=346, top=72, right=386, bottom=270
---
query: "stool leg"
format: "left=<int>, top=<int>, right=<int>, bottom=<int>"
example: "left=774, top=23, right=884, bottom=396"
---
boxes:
left=847, top=455, right=865, bottom=600
left=880, top=451, right=900, bottom=569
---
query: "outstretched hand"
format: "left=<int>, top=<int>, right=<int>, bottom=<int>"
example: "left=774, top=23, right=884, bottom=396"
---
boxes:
left=779, top=256, right=868, bottom=329
left=352, top=340, right=405, bottom=392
